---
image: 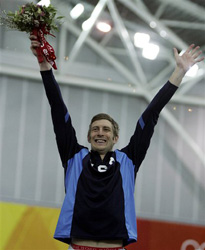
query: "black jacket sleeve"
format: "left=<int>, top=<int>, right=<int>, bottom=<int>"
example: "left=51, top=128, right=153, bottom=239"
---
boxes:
left=121, top=81, right=178, bottom=173
left=40, top=69, right=82, bottom=167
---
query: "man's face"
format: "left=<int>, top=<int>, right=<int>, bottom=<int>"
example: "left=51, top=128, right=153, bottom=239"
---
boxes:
left=88, top=119, right=118, bottom=158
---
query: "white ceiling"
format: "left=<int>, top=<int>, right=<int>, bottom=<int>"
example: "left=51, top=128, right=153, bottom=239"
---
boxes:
left=55, top=0, right=205, bottom=105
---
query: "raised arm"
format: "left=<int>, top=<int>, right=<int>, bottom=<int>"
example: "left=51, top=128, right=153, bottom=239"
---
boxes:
left=122, top=44, right=204, bottom=173
left=29, top=34, right=82, bottom=166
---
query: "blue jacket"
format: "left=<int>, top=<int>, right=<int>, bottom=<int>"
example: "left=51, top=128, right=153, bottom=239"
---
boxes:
left=41, top=69, right=177, bottom=246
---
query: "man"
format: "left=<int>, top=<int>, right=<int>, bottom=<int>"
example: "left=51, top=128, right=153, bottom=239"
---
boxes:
left=30, top=35, right=203, bottom=250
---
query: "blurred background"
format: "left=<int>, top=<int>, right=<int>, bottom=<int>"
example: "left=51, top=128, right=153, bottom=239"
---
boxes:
left=0, top=0, right=205, bottom=249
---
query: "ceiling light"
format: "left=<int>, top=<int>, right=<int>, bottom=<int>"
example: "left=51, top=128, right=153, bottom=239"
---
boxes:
left=70, top=3, right=84, bottom=19
left=142, top=43, right=160, bottom=60
left=96, top=22, right=111, bottom=33
left=37, top=0, right=50, bottom=7
left=150, top=21, right=157, bottom=28
left=186, top=64, right=198, bottom=77
left=134, top=32, right=150, bottom=48
left=82, top=18, right=92, bottom=31
left=160, top=30, right=167, bottom=38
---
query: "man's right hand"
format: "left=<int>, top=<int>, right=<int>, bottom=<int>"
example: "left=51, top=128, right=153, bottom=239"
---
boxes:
left=29, top=34, right=40, bottom=57
left=29, top=34, right=52, bottom=71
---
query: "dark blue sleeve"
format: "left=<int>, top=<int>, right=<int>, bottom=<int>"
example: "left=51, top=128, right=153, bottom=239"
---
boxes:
left=40, top=69, right=83, bottom=167
left=121, top=81, right=178, bottom=173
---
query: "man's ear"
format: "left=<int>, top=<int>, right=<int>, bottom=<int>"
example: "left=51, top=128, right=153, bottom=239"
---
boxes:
left=113, top=136, right=119, bottom=144
left=87, top=135, right=91, bottom=143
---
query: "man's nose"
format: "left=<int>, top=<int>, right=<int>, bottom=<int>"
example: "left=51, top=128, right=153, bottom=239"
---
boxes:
left=97, top=128, right=104, bottom=136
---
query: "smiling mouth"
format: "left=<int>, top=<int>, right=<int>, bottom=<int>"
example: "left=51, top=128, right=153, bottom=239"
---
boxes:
left=95, top=139, right=106, bottom=144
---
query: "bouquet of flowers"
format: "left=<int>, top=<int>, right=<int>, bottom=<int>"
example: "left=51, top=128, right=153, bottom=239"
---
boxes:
left=0, top=2, right=63, bottom=69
